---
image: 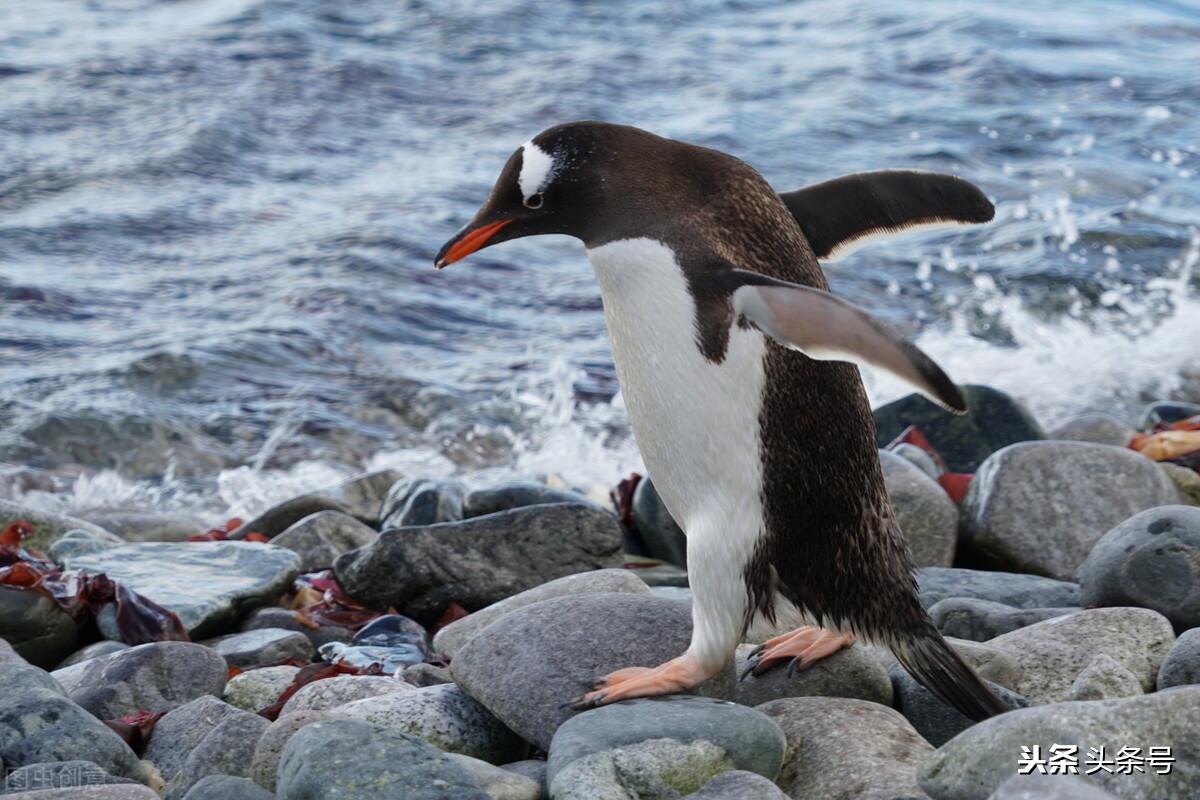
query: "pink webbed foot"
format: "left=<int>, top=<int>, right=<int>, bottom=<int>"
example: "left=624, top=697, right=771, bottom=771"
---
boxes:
left=740, top=625, right=856, bottom=679
left=570, top=653, right=711, bottom=709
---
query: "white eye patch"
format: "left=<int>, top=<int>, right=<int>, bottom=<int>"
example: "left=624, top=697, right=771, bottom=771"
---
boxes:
left=518, top=141, right=556, bottom=200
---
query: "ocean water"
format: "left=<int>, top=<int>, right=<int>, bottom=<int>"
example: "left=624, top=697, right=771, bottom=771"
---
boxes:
left=1, top=0, right=1197, bottom=520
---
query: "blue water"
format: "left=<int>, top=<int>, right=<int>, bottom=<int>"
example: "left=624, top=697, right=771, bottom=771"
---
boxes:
left=1, top=1, right=1197, bottom=516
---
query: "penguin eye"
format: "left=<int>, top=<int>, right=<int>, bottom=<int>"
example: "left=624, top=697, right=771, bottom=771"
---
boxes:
left=524, top=193, right=544, bottom=209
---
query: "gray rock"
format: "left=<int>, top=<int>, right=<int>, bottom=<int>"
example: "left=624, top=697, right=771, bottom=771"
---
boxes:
left=929, top=598, right=1079, bottom=642
left=144, top=696, right=269, bottom=800
left=249, top=710, right=334, bottom=791
left=269, top=511, right=378, bottom=572
left=1157, top=627, right=1200, bottom=689
left=1049, top=413, right=1135, bottom=448
left=451, top=593, right=736, bottom=751
left=52, top=641, right=228, bottom=719
left=0, top=586, right=82, bottom=669
left=985, top=607, right=1175, bottom=704
left=758, top=696, right=934, bottom=800
left=1068, top=654, right=1143, bottom=701
left=0, top=660, right=141, bottom=778
left=334, top=503, right=623, bottom=624
left=281, top=675, right=411, bottom=715
left=918, top=567, right=1081, bottom=610
left=1, top=760, right=135, bottom=793
left=889, top=664, right=1029, bottom=746
left=1161, top=463, right=1200, bottom=507
left=276, top=718, right=489, bottom=799
left=78, top=509, right=204, bottom=543
left=445, top=753, right=542, bottom=800
left=549, top=739, right=734, bottom=800
left=987, top=773, right=1121, bottom=799
left=547, top=698, right=784, bottom=792
left=335, top=683, right=525, bottom=763
left=961, top=442, right=1180, bottom=580
left=1138, top=400, right=1200, bottom=431
left=0, top=787, right=159, bottom=799
left=625, top=562, right=689, bottom=588
left=432, top=569, right=651, bottom=658
left=222, top=665, right=299, bottom=712
left=464, top=481, right=593, bottom=518
left=919, top=688, right=1200, bottom=800
left=402, top=662, right=453, bottom=687
left=239, top=607, right=353, bottom=650
left=57, top=641, right=129, bottom=669
left=733, top=643, right=893, bottom=707
left=228, top=470, right=401, bottom=539
left=180, top=775, right=272, bottom=800
left=1078, top=505, right=1200, bottom=629
left=204, top=628, right=314, bottom=669
left=499, top=760, right=546, bottom=796
left=880, top=449, right=958, bottom=567
left=865, top=637, right=1025, bottom=691
left=891, top=443, right=942, bottom=479
left=631, top=476, right=687, bottom=568
left=61, top=542, right=301, bottom=638
left=332, top=469, right=404, bottom=524
left=0, top=498, right=120, bottom=552
left=380, top=478, right=466, bottom=529
left=683, top=770, right=790, bottom=799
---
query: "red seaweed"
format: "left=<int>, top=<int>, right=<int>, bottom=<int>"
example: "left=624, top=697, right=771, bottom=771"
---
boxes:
left=257, top=660, right=381, bottom=720
left=104, top=710, right=165, bottom=757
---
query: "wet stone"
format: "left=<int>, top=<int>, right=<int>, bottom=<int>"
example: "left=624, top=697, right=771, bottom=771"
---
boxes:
left=464, top=481, right=593, bottom=518
left=631, top=475, right=687, bottom=568
left=204, top=628, right=315, bottom=669
left=379, top=478, right=466, bottom=529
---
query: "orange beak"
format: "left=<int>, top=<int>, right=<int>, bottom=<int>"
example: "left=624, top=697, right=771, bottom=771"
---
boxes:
left=434, top=219, right=512, bottom=269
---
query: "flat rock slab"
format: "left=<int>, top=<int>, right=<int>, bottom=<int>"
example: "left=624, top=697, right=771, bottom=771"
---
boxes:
left=335, top=502, right=623, bottom=624
left=919, top=688, right=1200, bottom=800
left=451, top=592, right=736, bottom=751
left=961, top=442, right=1179, bottom=580
left=62, top=541, right=301, bottom=638
left=917, top=566, right=1081, bottom=610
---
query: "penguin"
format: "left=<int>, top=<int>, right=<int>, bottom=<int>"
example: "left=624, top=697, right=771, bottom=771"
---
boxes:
left=434, top=121, right=1007, bottom=720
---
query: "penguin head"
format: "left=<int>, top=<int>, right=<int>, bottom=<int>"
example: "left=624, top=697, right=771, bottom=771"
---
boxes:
left=435, top=121, right=674, bottom=267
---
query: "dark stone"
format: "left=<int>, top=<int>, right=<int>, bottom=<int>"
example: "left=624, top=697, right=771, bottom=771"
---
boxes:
left=379, top=478, right=466, bottom=529
left=929, top=598, right=1079, bottom=641
left=180, top=774, right=272, bottom=800
left=879, top=449, right=957, bottom=567
left=917, top=566, right=1081, bottom=610
left=630, top=476, right=686, bottom=568
left=239, top=607, right=353, bottom=650
left=203, top=628, right=315, bottom=669
left=1158, top=627, right=1200, bottom=689
left=1138, top=400, right=1200, bottom=431
left=889, top=664, right=1029, bottom=746
left=269, top=511, right=378, bottom=572
left=227, top=470, right=402, bottom=539
left=144, top=696, right=269, bottom=800
left=0, top=585, right=82, bottom=669
left=464, top=481, right=593, bottom=518
left=873, top=384, right=1046, bottom=473
left=334, top=503, right=623, bottom=624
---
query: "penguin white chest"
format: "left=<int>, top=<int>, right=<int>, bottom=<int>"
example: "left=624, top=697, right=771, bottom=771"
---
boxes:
left=586, top=238, right=768, bottom=531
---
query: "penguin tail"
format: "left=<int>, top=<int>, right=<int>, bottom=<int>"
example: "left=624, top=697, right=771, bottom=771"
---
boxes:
left=890, top=627, right=1011, bottom=721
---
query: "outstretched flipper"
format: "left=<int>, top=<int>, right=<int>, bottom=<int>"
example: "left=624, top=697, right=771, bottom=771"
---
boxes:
left=780, top=170, right=994, bottom=262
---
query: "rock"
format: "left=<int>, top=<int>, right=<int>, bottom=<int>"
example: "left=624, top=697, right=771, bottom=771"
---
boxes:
left=547, top=697, right=784, bottom=797
left=402, top=662, right=452, bottom=687
left=624, top=561, right=688, bottom=587
left=986, top=773, right=1122, bottom=799
left=0, top=787, right=159, bottom=799
left=0, top=659, right=141, bottom=778
left=918, top=567, right=1081, bottom=610
left=1, top=760, right=136, bottom=793
left=880, top=449, right=958, bottom=567
left=1078, top=505, right=1200, bottom=629
left=961, top=442, right=1180, bottom=580
left=432, top=570, right=651, bottom=658
left=249, top=710, right=335, bottom=791
left=319, top=614, right=427, bottom=673
left=334, top=503, right=623, bottom=624
left=280, top=675, right=411, bottom=715
left=144, top=696, right=269, bottom=800
left=1161, top=463, right=1200, bottom=506
left=445, top=754, right=541, bottom=800
left=985, top=607, right=1174, bottom=704
left=335, top=683, right=525, bottom=764
left=78, top=509, right=205, bottom=543
left=919, top=688, right=1200, bottom=800
left=865, top=637, right=1025, bottom=691
left=873, top=385, right=1046, bottom=473
left=890, top=442, right=942, bottom=479
left=1138, top=400, right=1200, bottom=431
left=269, top=512, right=378, bottom=572
left=180, top=774, right=272, bottom=800
left=464, top=481, right=593, bottom=518
left=1050, top=413, right=1134, bottom=448
left=758, top=696, right=934, bottom=800
left=451, top=593, right=736, bottom=751
left=683, top=770, right=790, bottom=799
left=499, top=760, right=547, bottom=796
left=331, top=469, right=404, bottom=524
left=61, top=542, right=301, bottom=638
left=929, top=598, right=1079, bottom=642
left=631, top=476, right=687, bottom=568
left=550, top=739, right=734, bottom=800
left=733, top=643, right=893, bottom=707
left=0, top=586, right=82, bottom=669
left=227, top=470, right=401, bottom=539
left=204, top=629, right=314, bottom=669
left=1068, top=653, right=1143, bottom=701
left=239, top=607, right=353, bottom=650
left=223, top=665, right=299, bottom=712
left=889, top=664, right=1028, bottom=746
left=379, top=478, right=467, bottom=529
left=276, top=718, right=489, bottom=799
left=0, top=498, right=121, bottom=552
left=52, top=641, right=228, bottom=719
left=1158, top=628, right=1200, bottom=689
left=57, top=641, right=129, bottom=669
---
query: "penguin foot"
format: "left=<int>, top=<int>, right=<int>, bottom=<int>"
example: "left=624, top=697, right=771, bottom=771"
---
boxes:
left=569, top=654, right=709, bottom=709
left=741, top=626, right=855, bottom=679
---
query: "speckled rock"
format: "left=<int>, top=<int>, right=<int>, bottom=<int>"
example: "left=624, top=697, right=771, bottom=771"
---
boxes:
left=445, top=753, right=541, bottom=800
left=269, top=511, right=378, bottom=572
left=918, top=567, right=1081, bottom=610
left=985, top=607, right=1175, bottom=704
left=499, top=760, right=547, bottom=797
left=180, top=774, right=272, bottom=800
left=280, top=675, right=411, bottom=715
left=1068, top=653, right=1143, bottom=701
left=204, top=628, right=314, bottom=669
left=758, top=696, right=934, bottom=800
left=889, top=664, right=1028, bottom=746
left=379, top=478, right=466, bottom=529
left=249, top=710, right=334, bottom=792
left=987, top=773, right=1122, bottom=799
left=919, top=688, right=1200, bottom=800
left=402, top=662, right=452, bottom=687
left=144, top=696, right=269, bottom=800
left=880, top=449, right=958, bottom=567
left=733, top=643, right=893, bottom=707
left=1161, top=463, right=1200, bottom=506
left=1157, top=628, right=1200, bottom=689
left=549, top=739, right=734, bottom=800
left=682, top=770, right=790, bottom=799
left=1078, top=505, right=1200, bottom=629
left=961, top=442, right=1180, bottom=580
left=464, top=481, right=593, bottom=518
left=432, top=569, right=651, bottom=658
left=929, top=598, right=1079, bottom=642
left=0, top=498, right=121, bottom=552
left=631, top=476, right=687, bottom=568
left=1049, top=412, right=1135, bottom=447
left=222, top=665, right=299, bottom=712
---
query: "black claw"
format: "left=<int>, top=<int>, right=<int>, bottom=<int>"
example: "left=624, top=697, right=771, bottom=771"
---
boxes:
left=738, top=659, right=760, bottom=682
left=748, top=643, right=767, bottom=659
left=786, top=657, right=802, bottom=679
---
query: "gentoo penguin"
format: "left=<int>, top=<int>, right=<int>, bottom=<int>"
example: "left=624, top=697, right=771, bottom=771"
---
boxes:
left=435, top=121, right=1007, bottom=720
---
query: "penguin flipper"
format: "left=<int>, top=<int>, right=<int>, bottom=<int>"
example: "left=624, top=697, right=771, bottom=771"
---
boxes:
left=726, top=269, right=966, bottom=414
left=780, top=170, right=994, bottom=262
